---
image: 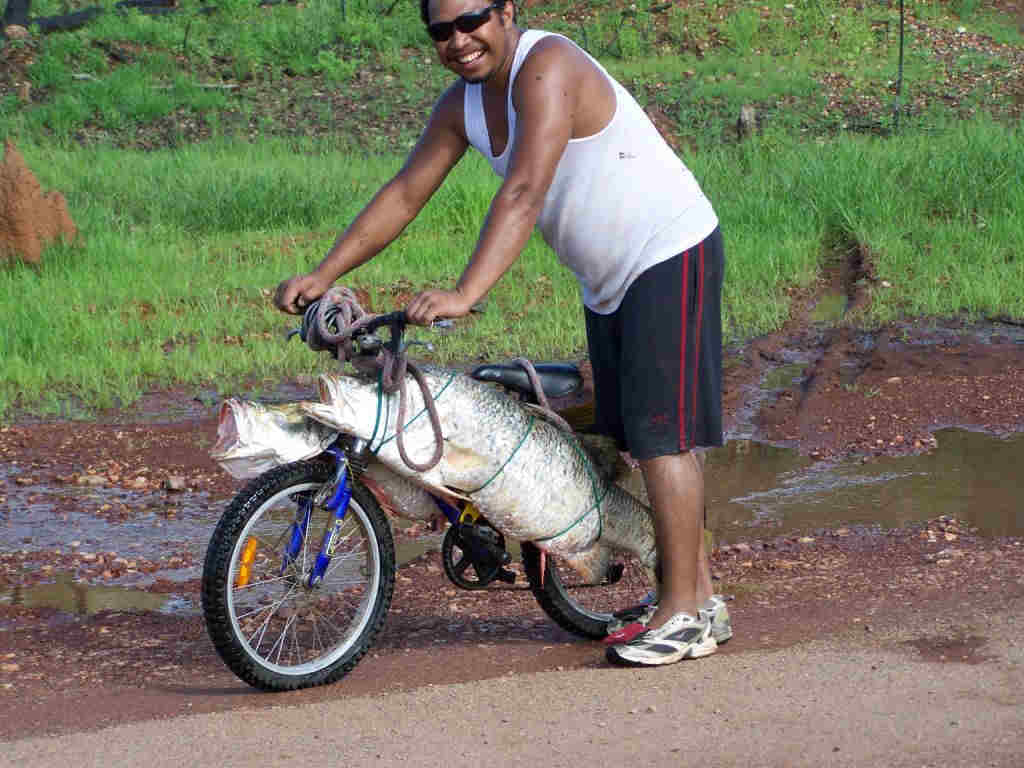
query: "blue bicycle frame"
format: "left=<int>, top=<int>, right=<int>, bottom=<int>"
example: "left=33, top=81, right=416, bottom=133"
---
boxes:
left=285, top=437, right=465, bottom=588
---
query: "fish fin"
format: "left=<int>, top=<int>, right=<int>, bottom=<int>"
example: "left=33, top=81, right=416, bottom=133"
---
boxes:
left=442, top=443, right=489, bottom=472
left=575, top=432, right=629, bottom=483
left=415, top=478, right=472, bottom=503
left=299, top=400, right=354, bottom=432
left=438, top=486, right=472, bottom=503
left=542, top=545, right=612, bottom=585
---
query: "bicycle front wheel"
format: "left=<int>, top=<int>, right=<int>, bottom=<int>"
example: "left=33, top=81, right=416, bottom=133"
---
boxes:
left=201, top=460, right=395, bottom=691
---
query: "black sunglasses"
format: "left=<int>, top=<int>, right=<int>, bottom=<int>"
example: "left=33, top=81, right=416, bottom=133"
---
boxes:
left=426, top=2, right=504, bottom=42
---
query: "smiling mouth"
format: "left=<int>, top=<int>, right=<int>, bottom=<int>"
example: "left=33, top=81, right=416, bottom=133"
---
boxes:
left=455, top=50, right=484, bottom=65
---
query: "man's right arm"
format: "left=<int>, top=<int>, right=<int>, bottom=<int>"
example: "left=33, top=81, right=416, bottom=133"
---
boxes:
left=275, top=85, right=469, bottom=314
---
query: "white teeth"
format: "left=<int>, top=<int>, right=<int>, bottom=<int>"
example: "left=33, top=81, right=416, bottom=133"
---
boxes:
left=457, top=51, right=483, bottom=64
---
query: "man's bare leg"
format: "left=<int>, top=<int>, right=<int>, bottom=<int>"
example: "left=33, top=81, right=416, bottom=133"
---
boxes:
left=694, top=451, right=714, bottom=604
left=639, top=450, right=711, bottom=630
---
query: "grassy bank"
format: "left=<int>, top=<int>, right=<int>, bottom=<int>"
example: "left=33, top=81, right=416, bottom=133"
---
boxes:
left=3, top=115, right=1021, bottom=418
left=1, top=0, right=1022, bottom=417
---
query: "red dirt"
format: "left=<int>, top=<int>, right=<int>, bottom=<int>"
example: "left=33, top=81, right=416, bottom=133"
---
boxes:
left=743, top=324, right=1024, bottom=460
left=2, top=313, right=1024, bottom=738
left=2, top=515, right=1022, bottom=740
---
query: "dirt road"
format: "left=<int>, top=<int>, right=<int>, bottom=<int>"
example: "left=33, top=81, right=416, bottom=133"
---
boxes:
left=3, top=591, right=1022, bottom=767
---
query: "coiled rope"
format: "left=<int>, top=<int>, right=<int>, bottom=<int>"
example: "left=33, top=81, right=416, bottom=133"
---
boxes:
left=294, top=287, right=575, bottom=474
left=295, top=287, right=443, bottom=472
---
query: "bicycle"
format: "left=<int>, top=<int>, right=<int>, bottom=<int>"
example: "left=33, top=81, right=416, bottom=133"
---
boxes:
left=201, top=309, right=655, bottom=691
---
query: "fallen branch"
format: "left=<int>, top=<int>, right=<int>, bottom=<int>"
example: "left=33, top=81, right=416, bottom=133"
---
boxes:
left=26, top=0, right=216, bottom=35
left=151, top=82, right=240, bottom=89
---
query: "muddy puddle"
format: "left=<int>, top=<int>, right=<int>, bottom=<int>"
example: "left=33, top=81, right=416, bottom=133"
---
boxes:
left=0, top=471, right=216, bottom=570
left=619, top=427, right=1024, bottom=543
left=3, top=426, right=1022, bottom=617
left=1, top=539, right=444, bottom=620
left=2, top=574, right=192, bottom=616
left=0, top=467, right=445, bottom=615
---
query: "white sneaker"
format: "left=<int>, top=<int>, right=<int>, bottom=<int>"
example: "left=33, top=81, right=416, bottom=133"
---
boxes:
left=702, top=594, right=733, bottom=644
left=605, top=594, right=733, bottom=645
left=606, top=612, right=717, bottom=666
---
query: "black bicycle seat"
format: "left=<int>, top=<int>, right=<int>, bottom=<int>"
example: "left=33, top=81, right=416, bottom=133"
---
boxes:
left=470, top=362, right=583, bottom=401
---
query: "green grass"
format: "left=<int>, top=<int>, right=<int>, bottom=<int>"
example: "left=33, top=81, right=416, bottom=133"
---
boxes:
left=4, top=114, right=1022, bottom=418
left=5, top=0, right=1022, bottom=149
left=0, top=0, right=1022, bottom=418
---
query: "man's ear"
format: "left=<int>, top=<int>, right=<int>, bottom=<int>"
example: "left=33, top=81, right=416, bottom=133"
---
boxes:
left=501, top=0, right=516, bottom=25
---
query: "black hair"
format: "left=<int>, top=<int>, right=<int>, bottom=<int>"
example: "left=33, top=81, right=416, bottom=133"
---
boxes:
left=419, top=0, right=514, bottom=27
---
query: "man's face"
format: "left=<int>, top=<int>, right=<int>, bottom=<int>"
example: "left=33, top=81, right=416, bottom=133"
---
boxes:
left=426, top=0, right=513, bottom=83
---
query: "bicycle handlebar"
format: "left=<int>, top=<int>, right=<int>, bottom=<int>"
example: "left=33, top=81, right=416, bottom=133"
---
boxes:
left=291, top=303, right=444, bottom=360
left=361, top=310, right=408, bottom=337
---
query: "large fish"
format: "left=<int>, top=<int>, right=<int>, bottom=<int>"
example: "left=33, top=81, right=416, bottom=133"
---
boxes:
left=301, top=367, right=658, bottom=583
left=210, top=367, right=657, bottom=584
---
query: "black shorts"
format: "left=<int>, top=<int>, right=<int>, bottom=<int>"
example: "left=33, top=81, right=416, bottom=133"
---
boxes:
left=584, top=226, right=724, bottom=460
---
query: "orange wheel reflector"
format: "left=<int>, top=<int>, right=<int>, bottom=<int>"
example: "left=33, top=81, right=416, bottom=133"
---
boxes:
left=235, top=538, right=259, bottom=588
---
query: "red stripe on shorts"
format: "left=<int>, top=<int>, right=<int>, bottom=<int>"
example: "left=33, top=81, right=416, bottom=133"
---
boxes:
left=691, top=241, right=706, bottom=446
left=678, top=249, right=690, bottom=449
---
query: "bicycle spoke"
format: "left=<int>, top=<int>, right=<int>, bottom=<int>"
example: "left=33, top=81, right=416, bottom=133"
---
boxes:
left=310, top=615, right=324, bottom=655
left=232, top=572, right=291, bottom=593
left=320, top=579, right=369, bottom=592
left=289, top=617, right=303, bottom=665
left=246, top=587, right=298, bottom=648
left=313, top=611, right=349, bottom=641
left=270, top=612, right=299, bottom=665
left=322, top=553, right=368, bottom=584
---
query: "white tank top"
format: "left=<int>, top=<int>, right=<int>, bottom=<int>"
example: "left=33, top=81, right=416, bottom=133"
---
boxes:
left=463, top=30, right=719, bottom=314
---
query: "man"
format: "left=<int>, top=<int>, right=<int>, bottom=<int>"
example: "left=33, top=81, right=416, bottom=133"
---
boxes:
left=274, top=0, right=729, bottom=666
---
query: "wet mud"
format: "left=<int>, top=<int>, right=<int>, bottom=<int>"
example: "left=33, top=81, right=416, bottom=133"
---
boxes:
left=2, top=291, right=1024, bottom=737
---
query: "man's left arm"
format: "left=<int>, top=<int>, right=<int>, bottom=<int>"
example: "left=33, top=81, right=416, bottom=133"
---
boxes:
left=405, top=42, right=575, bottom=326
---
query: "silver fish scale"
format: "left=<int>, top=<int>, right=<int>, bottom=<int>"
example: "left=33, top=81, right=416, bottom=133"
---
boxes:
left=211, top=399, right=339, bottom=479
left=307, top=367, right=657, bottom=565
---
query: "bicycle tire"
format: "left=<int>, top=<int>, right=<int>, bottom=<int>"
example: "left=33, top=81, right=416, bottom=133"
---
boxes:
left=201, top=460, right=395, bottom=691
left=521, top=542, right=655, bottom=640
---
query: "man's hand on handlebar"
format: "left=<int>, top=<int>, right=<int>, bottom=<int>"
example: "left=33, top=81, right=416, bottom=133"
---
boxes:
left=274, top=273, right=332, bottom=315
left=405, top=288, right=473, bottom=327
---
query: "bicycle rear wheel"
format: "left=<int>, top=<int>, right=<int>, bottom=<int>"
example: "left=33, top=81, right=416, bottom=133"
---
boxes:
left=521, top=543, right=655, bottom=639
left=201, top=460, right=394, bottom=691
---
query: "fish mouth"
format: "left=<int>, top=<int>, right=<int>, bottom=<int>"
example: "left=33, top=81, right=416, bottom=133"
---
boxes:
left=210, top=399, right=242, bottom=459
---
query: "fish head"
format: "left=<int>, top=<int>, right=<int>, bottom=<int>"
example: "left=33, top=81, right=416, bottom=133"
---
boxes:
left=211, top=398, right=248, bottom=460
left=211, top=398, right=338, bottom=478
left=300, top=372, right=382, bottom=440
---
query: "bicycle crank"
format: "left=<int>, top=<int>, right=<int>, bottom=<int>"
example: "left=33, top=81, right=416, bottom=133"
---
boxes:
left=442, top=519, right=516, bottom=590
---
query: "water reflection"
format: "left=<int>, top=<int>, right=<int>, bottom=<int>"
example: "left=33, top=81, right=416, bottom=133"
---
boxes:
left=616, top=429, right=1023, bottom=542
left=705, top=429, right=1024, bottom=541
left=3, top=573, right=184, bottom=615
